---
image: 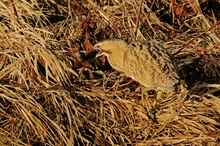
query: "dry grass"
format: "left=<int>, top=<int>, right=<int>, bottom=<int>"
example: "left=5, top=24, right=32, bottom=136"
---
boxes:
left=0, top=0, right=220, bottom=145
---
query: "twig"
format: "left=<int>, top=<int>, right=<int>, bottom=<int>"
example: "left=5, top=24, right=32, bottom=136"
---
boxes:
left=173, top=19, right=220, bottom=56
left=134, top=0, right=143, bottom=41
left=10, top=0, right=18, bottom=18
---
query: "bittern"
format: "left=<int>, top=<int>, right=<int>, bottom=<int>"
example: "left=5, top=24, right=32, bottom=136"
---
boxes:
left=83, top=39, right=180, bottom=117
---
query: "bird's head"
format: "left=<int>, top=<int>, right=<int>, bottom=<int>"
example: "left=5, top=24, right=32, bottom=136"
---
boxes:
left=82, top=39, right=128, bottom=62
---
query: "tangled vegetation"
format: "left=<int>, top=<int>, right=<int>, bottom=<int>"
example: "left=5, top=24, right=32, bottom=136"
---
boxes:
left=0, top=0, right=220, bottom=145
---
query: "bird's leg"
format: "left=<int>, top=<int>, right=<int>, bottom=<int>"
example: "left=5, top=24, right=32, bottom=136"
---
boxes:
left=142, top=87, right=163, bottom=121
left=141, top=87, right=155, bottom=119
left=152, top=90, right=163, bottom=108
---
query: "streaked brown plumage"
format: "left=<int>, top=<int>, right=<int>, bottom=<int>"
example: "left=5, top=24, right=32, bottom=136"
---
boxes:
left=85, top=39, right=180, bottom=92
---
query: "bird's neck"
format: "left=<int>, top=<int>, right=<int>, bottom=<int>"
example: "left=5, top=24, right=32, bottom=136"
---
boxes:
left=107, top=47, right=125, bottom=72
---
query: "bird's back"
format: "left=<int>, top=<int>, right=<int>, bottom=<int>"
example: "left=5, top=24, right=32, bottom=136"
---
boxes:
left=123, top=40, right=180, bottom=92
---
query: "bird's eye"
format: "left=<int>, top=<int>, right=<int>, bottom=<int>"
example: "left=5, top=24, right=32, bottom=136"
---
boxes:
left=96, top=48, right=102, bottom=53
left=93, top=45, right=102, bottom=52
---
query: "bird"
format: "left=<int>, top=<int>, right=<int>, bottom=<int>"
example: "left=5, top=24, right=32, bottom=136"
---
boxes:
left=82, top=39, right=180, bottom=118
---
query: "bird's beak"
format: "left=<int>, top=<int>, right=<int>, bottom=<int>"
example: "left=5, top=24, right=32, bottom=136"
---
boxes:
left=81, top=48, right=101, bottom=63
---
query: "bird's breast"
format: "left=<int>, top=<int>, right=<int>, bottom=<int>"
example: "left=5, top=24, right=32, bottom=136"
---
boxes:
left=122, top=41, right=180, bottom=92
